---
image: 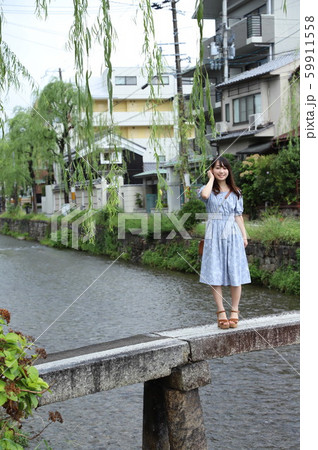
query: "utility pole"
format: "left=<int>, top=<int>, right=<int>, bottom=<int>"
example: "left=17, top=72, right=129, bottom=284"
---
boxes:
left=171, top=0, right=185, bottom=119
left=151, top=0, right=190, bottom=203
left=222, top=0, right=229, bottom=81
left=170, top=0, right=190, bottom=201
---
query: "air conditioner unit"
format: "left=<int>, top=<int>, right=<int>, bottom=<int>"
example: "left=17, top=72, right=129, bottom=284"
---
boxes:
left=215, top=122, right=228, bottom=134
left=249, top=113, right=263, bottom=130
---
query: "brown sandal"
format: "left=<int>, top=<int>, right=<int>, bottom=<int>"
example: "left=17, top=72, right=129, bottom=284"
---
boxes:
left=229, top=310, right=239, bottom=328
left=217, top=310, right=229, bottom=329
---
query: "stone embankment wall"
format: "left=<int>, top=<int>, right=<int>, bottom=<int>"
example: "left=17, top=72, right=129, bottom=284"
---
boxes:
left=0, top=217, right=49, bottom=241
left=0, top=218, right=299, bottom=272
left=245, top=242, right=299, bottom=272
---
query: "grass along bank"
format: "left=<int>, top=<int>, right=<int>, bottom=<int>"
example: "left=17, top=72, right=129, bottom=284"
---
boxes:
left=193, top=215, right=300, bottom=246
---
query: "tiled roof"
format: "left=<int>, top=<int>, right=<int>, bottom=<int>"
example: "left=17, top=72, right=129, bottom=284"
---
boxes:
left=216, top=52, right=299, bottom=89
left=143, top=162, right=157, bottom=172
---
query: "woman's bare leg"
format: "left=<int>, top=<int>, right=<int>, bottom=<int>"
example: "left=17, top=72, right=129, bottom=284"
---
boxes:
left=211, top=286, right=227, bottom=321
left=230, top=285, right=241, bottom=321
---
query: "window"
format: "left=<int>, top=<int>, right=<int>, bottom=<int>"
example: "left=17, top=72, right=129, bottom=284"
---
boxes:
left=115, top=76, right=137, bottom=85
left=233, top=93, right=261, bottom=124
left=225, top=103, right=230, bottom=122
left=152, top=75, right=169, bottom=85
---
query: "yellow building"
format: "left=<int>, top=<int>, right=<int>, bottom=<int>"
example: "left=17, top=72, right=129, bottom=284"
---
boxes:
left=91, top=67, right=193, bottom=168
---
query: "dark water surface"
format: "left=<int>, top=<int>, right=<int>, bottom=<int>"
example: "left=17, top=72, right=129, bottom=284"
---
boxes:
left=0, top=235, right=299, bottom=449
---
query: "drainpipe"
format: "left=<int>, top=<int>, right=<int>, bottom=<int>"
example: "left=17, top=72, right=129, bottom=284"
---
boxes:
left=222, top=0, right=229, bottom=81
left=267, top=0, right=272, bottom=14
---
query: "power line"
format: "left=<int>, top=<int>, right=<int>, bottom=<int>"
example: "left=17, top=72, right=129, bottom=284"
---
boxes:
left=4, top=32, right=66, bottom=51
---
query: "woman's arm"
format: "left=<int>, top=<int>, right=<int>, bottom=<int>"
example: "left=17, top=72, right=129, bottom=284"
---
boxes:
left=235, top=215, right=248, bottom=248
left=201, top=170, right=215, bottom=200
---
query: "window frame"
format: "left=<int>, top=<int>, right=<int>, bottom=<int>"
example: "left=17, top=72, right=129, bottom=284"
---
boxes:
left=232, top=93, right=261, bottom=125
left=152, top=75, right=170, bottom=85
left=225, top=103, right=230, bottom=122
left=115, top=76, right=137, bottom=86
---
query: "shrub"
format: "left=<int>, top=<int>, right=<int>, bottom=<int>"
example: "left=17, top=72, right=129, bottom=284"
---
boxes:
left=177, top=198, right=206, bottom=230
left=142, top=239, right=201, bottom=273
left=239, top=144, right=300, bottom=216
left=0, top=309, right=62, bottom=448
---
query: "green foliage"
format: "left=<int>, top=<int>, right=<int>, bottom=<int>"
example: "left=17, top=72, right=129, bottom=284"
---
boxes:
left=269, top=265, right=300, bottom=296
left=270, top=248, right=300, bottom=295
left=1, top=222, right=10, bottom=235
left=248, top=249, right=300, bottom=296
left=0, top=309, right=60, bottom=448
left=192, top=222, right=205, bottom=238
left=245, top=216, right=300, bottom=246
left=0, top=39, right=35, bottom=132
left=248, top=259, right=271, bottom=285
left=0, top=209, right=50, bottom=223
left=239, top=145, right=300, bottom=217
left=0, top=207, right=25, bottom=219
left=177, top=198, right=206, bottom=230
left=142, top=239, right=201, bottom=273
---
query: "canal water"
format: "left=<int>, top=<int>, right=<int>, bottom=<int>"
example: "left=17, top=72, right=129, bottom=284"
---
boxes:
left=0, top=235, right=299, bottom=449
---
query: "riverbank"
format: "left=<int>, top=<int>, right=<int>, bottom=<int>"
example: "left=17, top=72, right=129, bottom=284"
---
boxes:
left=0, top=214, right=300, bottom=296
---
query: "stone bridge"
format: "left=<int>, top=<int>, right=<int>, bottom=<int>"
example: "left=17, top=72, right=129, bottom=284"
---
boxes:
left=35, top=312, right=300, bottom=449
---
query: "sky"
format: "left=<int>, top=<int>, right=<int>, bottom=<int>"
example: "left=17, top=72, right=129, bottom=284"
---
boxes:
left=1, top=0, right=214, bottom=117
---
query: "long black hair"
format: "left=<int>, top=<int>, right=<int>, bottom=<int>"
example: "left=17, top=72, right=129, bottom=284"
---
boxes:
left=210, top=156, right=241, bottom=199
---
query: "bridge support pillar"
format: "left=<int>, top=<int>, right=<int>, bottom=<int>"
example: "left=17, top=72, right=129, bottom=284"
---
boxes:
left=142, top=361, right=211, bottom=449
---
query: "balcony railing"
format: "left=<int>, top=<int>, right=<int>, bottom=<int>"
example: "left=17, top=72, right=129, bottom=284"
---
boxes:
left=247, top=14, right=262, bottom=38
left=231, top=14, right=274, bottom=52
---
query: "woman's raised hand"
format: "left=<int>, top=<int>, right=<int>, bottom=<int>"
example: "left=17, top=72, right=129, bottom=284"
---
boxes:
left=207, top=169, right=214, bottom=182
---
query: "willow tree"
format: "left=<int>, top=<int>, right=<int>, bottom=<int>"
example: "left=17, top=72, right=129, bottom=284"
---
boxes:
left=0, top=125, right=29, bottom=208
left=6, top=107, right=56, bottom=212
left=0, top=139, right=16, bottom=210
left=35, top=79, right=94, bottom=203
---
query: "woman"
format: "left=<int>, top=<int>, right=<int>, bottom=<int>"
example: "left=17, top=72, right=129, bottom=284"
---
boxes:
left=199, top=156, right=251, bottom=329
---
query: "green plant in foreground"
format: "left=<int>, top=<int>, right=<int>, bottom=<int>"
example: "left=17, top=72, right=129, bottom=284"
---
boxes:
left=0, top=309, right=62, bottom=449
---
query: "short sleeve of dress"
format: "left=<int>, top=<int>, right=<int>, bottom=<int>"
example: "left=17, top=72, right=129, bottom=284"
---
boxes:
left=234, top=194, right=244, bottom=216
left=198, top=186, right=208, bottom=204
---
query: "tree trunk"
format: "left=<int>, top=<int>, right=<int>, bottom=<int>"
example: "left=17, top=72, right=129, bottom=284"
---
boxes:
left=32, top=183, right=37, bottom=214
left=12, top=184, right=19, bottom=207
left=28, top=157, right=37, bottom=214
left=0, top=184, right=6, bottom=212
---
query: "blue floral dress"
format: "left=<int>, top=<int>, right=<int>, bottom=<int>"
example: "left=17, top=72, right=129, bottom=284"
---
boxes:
left=198, top=187, right=251, bottom=286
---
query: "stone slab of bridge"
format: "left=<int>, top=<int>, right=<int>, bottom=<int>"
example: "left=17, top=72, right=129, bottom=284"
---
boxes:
left=35, top=312, right=300, bottom=449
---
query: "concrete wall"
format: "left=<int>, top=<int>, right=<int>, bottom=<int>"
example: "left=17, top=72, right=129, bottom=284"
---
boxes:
left=273, top=0, right=300, bottom=56
left=118, top=184, right=147, bottom=212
